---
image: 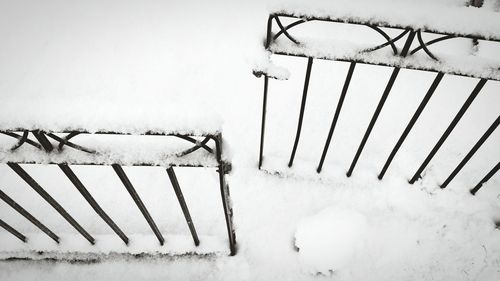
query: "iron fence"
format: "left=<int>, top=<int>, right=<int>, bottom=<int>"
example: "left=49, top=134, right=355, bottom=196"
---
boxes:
left=256, top=13, right=500, bottom=195
left=0, top=130, right=236, bottom=256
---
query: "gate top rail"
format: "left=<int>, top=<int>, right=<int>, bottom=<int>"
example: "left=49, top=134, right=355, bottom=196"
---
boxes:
left=270, top=0, right=500, bottom=41
left=0, top=130, right=228, bottom=169
left=256, top=1, right=500, bottom=81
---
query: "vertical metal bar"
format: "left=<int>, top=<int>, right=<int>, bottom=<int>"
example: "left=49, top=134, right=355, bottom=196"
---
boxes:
left=212, top=134, right=237, bottom=256
left=409, top=78, right=487, bottom=184
left=347, top=68, right=400, bottom=177
left=259, top=75, right=269, bottom=169
left=31, top=131, right=54, bottom=152
left=0, top=189, right=59, bottom=243
left=288, top=57, right=313, bottom=167
left=470, top=162, right=500, bottom=195
left=166, top=167, right=200, bottom=246
left=0, top=219, right=27, bottom=242
left=317, top=62, right=356, bottom=173
left=265, top=15, right=274, bottom=49
left=59, top=164, right=129, bottom=245
left=441, top=115, right=500, bottom=189
left=378, top=72, right=445, bottom=180
left=347, top=30, right=416, bottom=177
left=8, top=163, right=95, bottom=244
left=112, top=164, right=165, bottom=245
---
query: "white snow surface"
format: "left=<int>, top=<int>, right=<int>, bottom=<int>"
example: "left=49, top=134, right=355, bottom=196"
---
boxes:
left=271, top=0, right=500, bottom=40
left=294, top=208, right=368, bottom=274
left=0, top=134, right=219, bottom=167
left=1, top=0, right=500, bottom=281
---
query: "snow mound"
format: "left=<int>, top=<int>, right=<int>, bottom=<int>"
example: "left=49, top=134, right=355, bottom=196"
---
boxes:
left=294, top=207, right=367, bottom=275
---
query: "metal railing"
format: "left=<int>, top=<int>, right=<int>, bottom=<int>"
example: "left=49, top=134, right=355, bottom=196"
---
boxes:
left=0, top=130, right=236, bottom=256
left=256, top=13, right=499, bottom=195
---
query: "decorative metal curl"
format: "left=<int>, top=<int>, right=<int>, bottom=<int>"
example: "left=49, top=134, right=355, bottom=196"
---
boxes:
left=364, top=25, right=402, bottom=55
left=46, top=133, right=97, bottom=154
left=361, top=28, right=410, bottom=55
left=410, top=32, right=456, bottom=61
left=3, top=130, right=217, bottom=160
left=274, top=16, right=301, bottom=45
left=174, top=135, right=213, bottom=154
left=175, top=136, right=212, bottom=157
left=1, top=131, right=42, bottom=151
left=271, top=17, right=413, bottom=57
left=273, top=19, right=307, bottom=42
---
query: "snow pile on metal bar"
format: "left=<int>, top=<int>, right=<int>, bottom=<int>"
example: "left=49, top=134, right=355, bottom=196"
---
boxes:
left=0, top=132, right=221, bottom=167
left=271, top=0, right=500, bottom=40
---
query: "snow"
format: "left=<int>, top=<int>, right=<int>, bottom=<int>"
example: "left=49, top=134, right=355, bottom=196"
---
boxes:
left=1, top=0, right=500, bottom=280
left=294, top=208, right=367, bottom=274
left=270, top=36, right=500, bottom=81
left=271, top=0, right=500, bottom=40
left=0, top=133, right=219, bottom=167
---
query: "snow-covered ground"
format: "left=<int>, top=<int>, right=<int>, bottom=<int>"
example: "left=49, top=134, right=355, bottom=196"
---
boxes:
left=1, top=0, right=499, bottom=280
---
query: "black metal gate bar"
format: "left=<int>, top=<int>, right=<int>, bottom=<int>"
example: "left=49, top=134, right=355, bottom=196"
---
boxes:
left=7, top=163, right=95, bottom=244
left=212, top=135, right=236, bottom=256
left=166, top=167, right=200, bottom=246
left=0, top=219, right=26, bottom=242
left=47, top=133, right=97, bottom=154
left=470, top=162, right=500, bottom=195
left=111, top=164, right=165, bottom=245
left=31, top=131, right=54, bottom=152
left=347, top=31, right=416, bottom=177
left=258, top=15, right=276, bottom=169
left=317, top=62, right=356, bottom=173
left=409, top=78, right=487, bottom=184
left=378, top=72, right=445, bottom=179
left=440, top=115, right=500, bottom=188
left=59, top=164, right=129, bottom=245
left=0, top=131, right=236, bottom=254
left=288, top=57, right=314, bottom=167
left=259, top=75, right=269, bottom=169
left=0, top=131, right=42, bottom=150
left=0, top=189, right=59, bottom=243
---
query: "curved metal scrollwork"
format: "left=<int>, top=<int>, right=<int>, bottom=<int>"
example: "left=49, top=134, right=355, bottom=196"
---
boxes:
left=273, top=18, right=307, bottom=43
left=270, top=16, right=417, bottom=57
left=273, top=16, right=302, bottom=45
left=174, top=135, right=214, bottom=154
left=410, top=31, right=456, bottom=61
left=269, top=15, right=463, bottom=62
left=46, top=133, right=97, bottom=154
left=1, top=131, right=217, bottom=159
left=0, top=131, right=42, bottom=151
left=175, top=136, right=213, bottom=157
left=361, top=28, right=410, bottom=55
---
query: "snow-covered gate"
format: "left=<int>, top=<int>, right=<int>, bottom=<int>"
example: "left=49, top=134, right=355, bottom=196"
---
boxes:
left=255, top=2, right=499, bottom=195
left=0, top=130, right=236, bottom=256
